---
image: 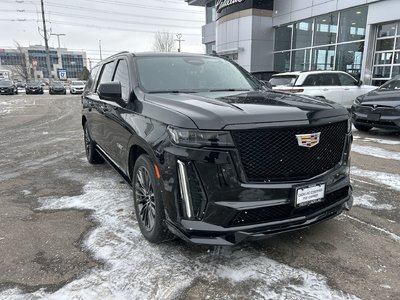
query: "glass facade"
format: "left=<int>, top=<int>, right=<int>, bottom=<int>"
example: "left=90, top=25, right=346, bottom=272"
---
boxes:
left=206, top=1, right=216, bottom=24
left=373, top=22, right=400, bottom=85
left=273, top=6, right=368, bottom=78
left=0, top=52, right=25, bottom=65
left=61, top=54, right=84, bottom=79
left=28, top=50, right=59, bottom=78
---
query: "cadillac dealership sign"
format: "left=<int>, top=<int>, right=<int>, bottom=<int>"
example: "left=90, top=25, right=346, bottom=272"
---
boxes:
left=216, top=0, right=245, bottom=13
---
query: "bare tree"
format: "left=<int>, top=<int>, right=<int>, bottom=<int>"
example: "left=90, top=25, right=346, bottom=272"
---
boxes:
left=153, top=32, right=175, bottom=52
left=8, top=41, right=30, bottom=80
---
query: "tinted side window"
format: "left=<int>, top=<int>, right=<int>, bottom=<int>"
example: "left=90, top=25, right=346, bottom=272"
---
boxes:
left=97, top=61, right=115, bottom=91
left=338, top=73, right=357, bottom=86
left=302, top=75, right=320, bottom=86
left=113, top=59, right=130, bottom=102
left=87, top=65, right=100, bottom=92
left=319, top=74, right=340, bottom=86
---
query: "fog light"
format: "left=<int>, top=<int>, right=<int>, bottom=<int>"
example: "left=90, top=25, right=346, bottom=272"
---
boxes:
left=177, top=160, right=193, bottom=219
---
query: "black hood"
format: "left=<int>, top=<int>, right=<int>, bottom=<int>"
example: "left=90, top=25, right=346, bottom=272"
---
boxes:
left=145, top=90, right=348, bottom=130
left=359, top=89, right=400, bottom=107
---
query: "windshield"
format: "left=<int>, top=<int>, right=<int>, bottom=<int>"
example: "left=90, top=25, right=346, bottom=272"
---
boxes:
left=379, top=78, right=400, bottom=90
left=135, top=56, right=260, bottom=93
left=51, top=81, right=63, bottom=86
left=72, top=81, right=84, bottom=85
left=27, top=81, right=40, bottom=86
left=0, top=80, right=12, bottom=87
left=269, top=76, right=297, bottom=87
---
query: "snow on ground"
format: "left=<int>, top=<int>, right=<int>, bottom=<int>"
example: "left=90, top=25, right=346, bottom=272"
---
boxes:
left=351, top=167, right=400, bottom=192
left=0, top=173, right=358, bottom=300
left=353, top=136, right=400, bottom=145
left=351, top=144, right=400, bottom=161
left=353, top=194, right=394, bottom=210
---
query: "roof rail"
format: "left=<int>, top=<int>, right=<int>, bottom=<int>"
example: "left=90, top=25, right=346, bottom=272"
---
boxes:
left=103, top=51, right=131, bottom=60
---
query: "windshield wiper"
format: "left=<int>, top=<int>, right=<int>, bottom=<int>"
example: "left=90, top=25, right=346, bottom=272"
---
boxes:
left=148, top=90, right=199, bottom=94
left=208, top=88, right=250, bottom=92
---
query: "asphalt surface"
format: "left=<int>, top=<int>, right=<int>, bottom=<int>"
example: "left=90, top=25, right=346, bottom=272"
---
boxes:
left=0, top=93, right=399, bottom=299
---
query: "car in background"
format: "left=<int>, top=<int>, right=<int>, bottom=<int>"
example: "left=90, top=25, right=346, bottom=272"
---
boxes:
left=70, top=81, right=85, bottom=94
left=269, top=71, right=376, bottom=108
left=25, top=80, right=44, bottom=94
left=0, top=80, right=18, bottom=95
left=351, top=76, right=400, bottom=131
left=49, top=81, right=67, bottom=95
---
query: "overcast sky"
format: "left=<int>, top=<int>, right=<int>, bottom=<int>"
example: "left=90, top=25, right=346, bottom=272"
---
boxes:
left=0, top=0, right=204, bottom=63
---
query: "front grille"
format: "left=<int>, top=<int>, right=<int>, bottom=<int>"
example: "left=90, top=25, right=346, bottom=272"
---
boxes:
left=230, top=186, right=349, bottom=227
left=231, top=121, right=347, bottom=182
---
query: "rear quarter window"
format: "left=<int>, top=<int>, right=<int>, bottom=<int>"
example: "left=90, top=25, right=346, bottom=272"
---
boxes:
left=269, top=76, right=297, bottom=87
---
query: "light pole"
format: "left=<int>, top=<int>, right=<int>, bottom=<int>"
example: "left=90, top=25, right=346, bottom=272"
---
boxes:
left=40, top=0, right=52, bottom=79
left=99, top=40, right=103, bottom=60
left=50, top=33, right=66, bottom=48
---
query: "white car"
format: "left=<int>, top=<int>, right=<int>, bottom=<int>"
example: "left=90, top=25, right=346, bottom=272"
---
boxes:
left=269, top=71, right=376, bottom=108
left=70, top=81, right=85, bottom=94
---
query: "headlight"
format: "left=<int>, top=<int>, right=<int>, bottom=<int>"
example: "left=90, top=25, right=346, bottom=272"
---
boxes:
left=167, top=126, right=234, bottom=147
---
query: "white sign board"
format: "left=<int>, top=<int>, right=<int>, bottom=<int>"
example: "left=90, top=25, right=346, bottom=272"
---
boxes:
left=58, top=69, right=67, bottom=80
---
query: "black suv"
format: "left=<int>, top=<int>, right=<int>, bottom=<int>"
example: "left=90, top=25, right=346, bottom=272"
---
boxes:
left=82, top=52, right=353, bottom=245
left=26, top=80, right=44, bottom=94
left=49, top=81, right=67, bottom=95
left=0, top=80, right=18, bottom=95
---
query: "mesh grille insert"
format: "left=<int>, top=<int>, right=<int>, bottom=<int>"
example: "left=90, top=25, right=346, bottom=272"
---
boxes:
left=231, top=121, right=347, bottom=182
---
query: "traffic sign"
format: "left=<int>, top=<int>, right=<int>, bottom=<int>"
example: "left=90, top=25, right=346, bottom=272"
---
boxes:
left=58, top=69, right=67, bottom=80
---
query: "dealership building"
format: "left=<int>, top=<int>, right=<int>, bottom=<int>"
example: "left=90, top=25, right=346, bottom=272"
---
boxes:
left=186, top=0, right=400, bottom=85
left=0, top=45, right=87, bottom=81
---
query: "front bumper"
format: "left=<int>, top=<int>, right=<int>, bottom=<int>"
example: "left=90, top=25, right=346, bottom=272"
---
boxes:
left=26, top=88, right=43, bottom=94
left=50, top=88, right=66, bottom=94
left=71, top=88, right=84, bottom=94
left=351, top=104, right=400, bottom=130
left=0, top=88, right=13, bottom=94
left=160, top=130, right=352, bottom=245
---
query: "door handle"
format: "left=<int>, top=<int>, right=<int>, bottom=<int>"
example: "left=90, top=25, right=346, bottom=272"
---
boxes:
left=322, top=88, right=329, bottom=91
left=344, top=88, right=350, bottom=90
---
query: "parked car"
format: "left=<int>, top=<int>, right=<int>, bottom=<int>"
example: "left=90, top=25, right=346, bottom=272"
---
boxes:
left=70, top=81, right=85, bottom=94
left=25, top=80, right=44, bottom=94
left=49, top=81, right=67, bottom=95
left=82, top=52, right=353, bottom=245
left=351, top=76, right=400, bottom=131
left=269, top=71, right=376, bottom=108
left=0, top=80, right=18, bottom=95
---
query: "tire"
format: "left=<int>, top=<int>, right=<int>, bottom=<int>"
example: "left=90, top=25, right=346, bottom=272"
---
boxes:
left=354, top=124, right=372, bottom=132
left=83, top=123, right=104, bottom=164
left=15, top=89, right=18, bottom=95
left=133, top=154, right=171, bottom=243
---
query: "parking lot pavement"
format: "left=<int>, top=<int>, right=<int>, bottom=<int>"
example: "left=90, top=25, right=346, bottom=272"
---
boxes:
left=0, top=94, right=399, bottom=299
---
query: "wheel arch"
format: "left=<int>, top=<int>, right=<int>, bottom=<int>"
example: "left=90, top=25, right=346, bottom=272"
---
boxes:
left=128, top=142, right=155, bottom=182
left=82, top=116, right=87, bottom=128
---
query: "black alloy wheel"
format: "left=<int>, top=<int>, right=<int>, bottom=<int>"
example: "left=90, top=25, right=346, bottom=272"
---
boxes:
left=135, top=166, right=156, bottom=231
left=83, top=124, right=104, bottom=164
left=133, top=155, right=172, bottom=243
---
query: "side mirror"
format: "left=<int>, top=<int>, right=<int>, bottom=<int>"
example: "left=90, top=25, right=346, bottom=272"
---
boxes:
left=261, top=80, right=273, bottom=89
left=357, top=80, right=363, bottom=87
left=98, top=82, right=123, bottom=104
